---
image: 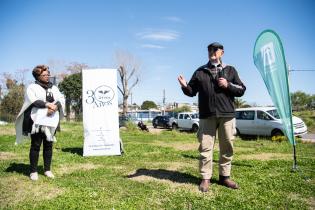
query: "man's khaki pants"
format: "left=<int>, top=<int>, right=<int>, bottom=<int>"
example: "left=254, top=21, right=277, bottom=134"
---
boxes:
left=197, top=117, right=235, bottom=179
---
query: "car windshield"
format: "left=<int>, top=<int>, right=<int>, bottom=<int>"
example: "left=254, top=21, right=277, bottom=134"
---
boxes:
left=266, top=109, right=280, bottom=119
left=191, top=113, right=199, bottom=119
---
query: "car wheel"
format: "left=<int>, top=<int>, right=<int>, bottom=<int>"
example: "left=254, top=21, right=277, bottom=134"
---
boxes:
left=192, top=124, right=199, bottom=132
left=236, top=128, right=240, bottom=136
left=153, top=124, right=157, bottom=128
left=271, top=129, right=284, bottom=137
left=172, top=123, right=178, bottom=130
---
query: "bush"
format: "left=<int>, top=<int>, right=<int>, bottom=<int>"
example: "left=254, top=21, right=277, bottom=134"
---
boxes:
left=125, top=121, right=139, bottom=132
left=0, top=85, right=24, bottom=122
left=271, top=135, right=287, bottom=142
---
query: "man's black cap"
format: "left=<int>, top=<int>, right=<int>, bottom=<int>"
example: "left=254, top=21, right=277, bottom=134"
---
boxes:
left=207, top=42, right=224, bottom=51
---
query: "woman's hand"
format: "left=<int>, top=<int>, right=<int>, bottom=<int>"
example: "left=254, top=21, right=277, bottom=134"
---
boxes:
left=47, top=108, right=55, bottom=116
left=46, top=103, right=57, bottom=111
left=46, top=103, right=58, bottom=116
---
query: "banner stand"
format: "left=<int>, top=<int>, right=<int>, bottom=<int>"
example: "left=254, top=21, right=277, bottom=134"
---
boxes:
left=253, top=29, right=298, bottom=170
left=82, top=69, right=121, bottom=156
left=292, top=144, right=298, bottom=172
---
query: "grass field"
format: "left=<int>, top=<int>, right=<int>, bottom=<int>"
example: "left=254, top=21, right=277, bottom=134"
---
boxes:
left=0, top=122, right=314, bottom=210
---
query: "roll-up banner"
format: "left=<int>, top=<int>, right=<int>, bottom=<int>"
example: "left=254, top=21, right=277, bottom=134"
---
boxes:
left=82, top=69, right=121, bottom=156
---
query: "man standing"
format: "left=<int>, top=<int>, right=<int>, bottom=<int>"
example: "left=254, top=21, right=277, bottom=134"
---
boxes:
left=178, top=42, right=246, bottom=192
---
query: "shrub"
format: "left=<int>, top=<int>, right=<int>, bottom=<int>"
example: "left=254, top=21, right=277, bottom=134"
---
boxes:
left=271, top=135, right=287, bottom=142
left=125, top=121, right=139, bottom=132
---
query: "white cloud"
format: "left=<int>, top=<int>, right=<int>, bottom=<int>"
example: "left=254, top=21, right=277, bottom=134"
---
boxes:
left=137, top=30, right=180, bottom=41
left=141, top=44, right=165, bottom=49
left=163, top=16, right=183, bottom=23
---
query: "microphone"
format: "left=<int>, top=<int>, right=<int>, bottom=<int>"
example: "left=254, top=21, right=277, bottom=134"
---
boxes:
left=217, top=66, right=224, bottom=78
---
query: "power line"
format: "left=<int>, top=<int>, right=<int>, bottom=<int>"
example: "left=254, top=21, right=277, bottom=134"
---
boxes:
left=289, top=69, right=315, bottom=72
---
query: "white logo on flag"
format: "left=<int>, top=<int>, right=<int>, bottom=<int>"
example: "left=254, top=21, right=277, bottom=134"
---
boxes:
left=261, top=42, right=276, bottom=71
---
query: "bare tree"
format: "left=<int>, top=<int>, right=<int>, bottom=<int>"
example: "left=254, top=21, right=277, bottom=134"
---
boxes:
left=115, top=50, right=141, bottom=115
left=66, top=62, right=89, bottom=74
left=0, top=73, right=13, bottom=90
left=15, top=68, right=30, bottom=85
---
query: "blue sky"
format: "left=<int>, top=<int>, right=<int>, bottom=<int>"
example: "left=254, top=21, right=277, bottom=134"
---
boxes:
left=0, top=0, right=314, bottom=106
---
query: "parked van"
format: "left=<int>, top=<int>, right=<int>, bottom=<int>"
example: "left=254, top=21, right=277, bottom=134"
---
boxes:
left=170, top=112, right=199, bottom=132
left=235, top=107, right=307, bottom=137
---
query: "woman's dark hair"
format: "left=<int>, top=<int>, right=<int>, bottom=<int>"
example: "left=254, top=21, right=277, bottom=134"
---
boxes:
left=32, top=65, right=49, bottom=80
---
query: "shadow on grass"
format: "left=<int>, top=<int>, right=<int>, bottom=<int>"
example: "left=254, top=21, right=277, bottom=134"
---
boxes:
left=5, top=162, right=43, bottom=176
left=182, top=154, right=198, bottom=160
left=182, top=154, right=253, bottom=167
left=61, top=147, right=83, bottom=156
left=126, top=168, right=214, bottom=185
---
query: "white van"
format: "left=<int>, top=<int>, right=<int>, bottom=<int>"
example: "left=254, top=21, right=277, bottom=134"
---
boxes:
left=170, top=112, right=199, bottom=132
left=235, top=107, right=307, bottom=137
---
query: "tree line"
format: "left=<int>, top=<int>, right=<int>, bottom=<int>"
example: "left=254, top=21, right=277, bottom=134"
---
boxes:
left=1, top=62, right=314, bottom=122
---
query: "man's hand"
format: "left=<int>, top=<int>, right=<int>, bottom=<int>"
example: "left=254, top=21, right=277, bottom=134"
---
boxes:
left=218, top=78, right=229, bottom=88
left=178, top=75, right=187, bottom=88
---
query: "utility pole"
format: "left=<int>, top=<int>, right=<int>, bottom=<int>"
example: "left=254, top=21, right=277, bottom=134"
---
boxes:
left=163, top=89, right=166, bottom=105
left=162, top=89, right=166, bottom=115
left=130, top=92, right=133, bottom=106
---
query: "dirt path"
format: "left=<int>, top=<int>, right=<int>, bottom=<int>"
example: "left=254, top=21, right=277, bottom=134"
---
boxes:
left=147, top=125, right=168, bottom=134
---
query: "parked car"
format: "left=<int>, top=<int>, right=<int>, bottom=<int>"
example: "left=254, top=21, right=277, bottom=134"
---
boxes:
left=119, top=115, right=139, bottom=127
left=170, top=112, right=199, bottom=132
left=235, top=107, right=307, bottom=137
left=152, top=115, right=172, bottom=128
left=0, top=120, right=8, bottom=125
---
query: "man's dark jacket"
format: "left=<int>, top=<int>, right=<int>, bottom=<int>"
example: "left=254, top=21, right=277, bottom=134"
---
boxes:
left=182, top=62, right=246, bottom=119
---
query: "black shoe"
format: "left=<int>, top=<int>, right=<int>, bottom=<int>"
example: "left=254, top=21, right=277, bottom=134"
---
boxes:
left=218, top=176, right=239, bottom=189
left=199, top=179, right=210, bottom=192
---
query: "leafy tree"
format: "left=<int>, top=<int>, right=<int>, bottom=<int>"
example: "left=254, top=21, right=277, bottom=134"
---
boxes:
left=291, top=91, right=309, bottom=111
left=58, top=73, right=82, bottom=120
left=0, top=83, right=24, bottom=122
left=173, top=105, right=191, bottom=113
left=309, top=94, right=315, bottom=109
left=141, top=100, right=157, bottom=110
left=234, top=98, right=249, bottom=108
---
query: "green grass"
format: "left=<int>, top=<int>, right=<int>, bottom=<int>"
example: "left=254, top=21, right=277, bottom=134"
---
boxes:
left=0, top=122, right=314, bottom=210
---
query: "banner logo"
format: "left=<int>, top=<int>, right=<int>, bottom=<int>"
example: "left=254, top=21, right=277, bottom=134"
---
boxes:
left=261, top=42, right=276, bottom=72
left=86, top=85, right=115, bottom=107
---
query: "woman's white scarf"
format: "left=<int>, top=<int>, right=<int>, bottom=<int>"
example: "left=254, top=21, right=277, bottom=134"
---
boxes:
left=15, top=83, right=65, bottom=144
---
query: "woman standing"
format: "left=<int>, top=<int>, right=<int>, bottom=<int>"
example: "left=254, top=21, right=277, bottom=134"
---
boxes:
left=15, top=65, right=65, bottom=181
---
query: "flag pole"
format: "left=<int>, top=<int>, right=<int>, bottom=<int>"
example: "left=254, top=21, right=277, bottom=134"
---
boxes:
left=288, top=65, right=298, bottom=172
left=292, top=144, right=298, bottom=171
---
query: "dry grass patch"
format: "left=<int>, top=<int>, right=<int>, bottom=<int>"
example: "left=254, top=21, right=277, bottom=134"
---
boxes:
left=288, top=193, right=315, bottom=210
left=233, top=147, right=255, bottom=153
left=152, top=141, right=200, bottom=151
left=308, top=197, right=315, bottom=210
left=0, top=126, right=15, bottom=136
left=148, top=127, right=164, bottom=134
left=141, top=151, right=163, bottom=156
left=0, top=175, right=64, bottom=209
left=56, top=163, right=102, bottom=176
left=0, top=152, right=21, bottom=160
left=238, top=152, right=291, bottom=161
